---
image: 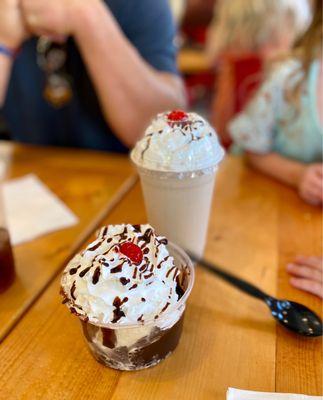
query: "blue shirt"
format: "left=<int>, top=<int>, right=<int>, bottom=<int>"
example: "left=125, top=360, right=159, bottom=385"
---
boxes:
left=2, top=0, right=178, bottom=153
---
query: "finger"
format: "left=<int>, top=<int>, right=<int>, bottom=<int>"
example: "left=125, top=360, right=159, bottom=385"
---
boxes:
left=290, top=277, right=323, bottom=299
left=294, top=256, right=323, bottom=270
left=301, top=191, right=322, bottom=206
left=287, top=263, right=322, bottom=281
left=313, top=164, right=323, bottom=177
left=307, top=174, right=323, bottom=190
left=301, top=186, right=323, bottom=203
left=20, top=0, right=41, bottom=26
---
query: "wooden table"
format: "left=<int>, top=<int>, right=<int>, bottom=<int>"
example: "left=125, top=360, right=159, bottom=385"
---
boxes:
left=0, top=142, right=136, bottom=341
left=0, top=150, right=322, bottom=399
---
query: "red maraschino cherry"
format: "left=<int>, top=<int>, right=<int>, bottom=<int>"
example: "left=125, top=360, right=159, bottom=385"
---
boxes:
left=119, top=242, right=143, bottom=265
left=167, top=110, right=188, bottom=122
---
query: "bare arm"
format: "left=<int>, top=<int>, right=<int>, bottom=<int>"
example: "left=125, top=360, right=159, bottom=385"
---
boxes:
left=72, top=1, right=186, bottom=148
left=246, top=151, right=305, bottom=187
left=0, top=55, right=12, bottom=106
left=0, top=0, right=29, bottom=107
left=22, top=0, right=186, bottom=147
left=247, top=151, right=323, bottom=205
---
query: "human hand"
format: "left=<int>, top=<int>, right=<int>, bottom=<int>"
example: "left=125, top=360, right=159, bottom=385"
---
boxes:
left=21, top=0, right=95, bottom=40
left=287, top=256, right=323, bottom=298
left=298, top=163, right=323, bottom=206
left=0, top=0, right=29, bottom=48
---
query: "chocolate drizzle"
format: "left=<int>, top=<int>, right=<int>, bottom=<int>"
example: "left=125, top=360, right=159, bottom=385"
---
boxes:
left=139, top=264, right=148, bottom=272
left=92, top=267, right=101, bottom=285
left=118, top=226, right=128, bottom=241
left=102, top=244, right=117, bottom=255
left=140, top=115, right=209, bottom=163
left=87, top=240, right=103, bottom=251
left=132, top=224, right=141, bottom=232
left=157, top=255, right=170, bottom=269
left=79, top=266, right=91, bottom=278
left=157, top=238, right=168, bottom=245
left=166, top=266, right=176, bottom=278
left=172, top=268, right=179, bottom=281
left=161, top=302, right=170, bottom=313
left=63, top=224, right=188, bottom=328
left=129, top=283, right=138, bottom=290
left=110, top=259, right=126, bottom=274
left=141, top=133, right=153, bottom=160
left=100, top=226, right=108, bottom=237
left=120, top=277, right=130, bottom=286
left=176, top=276, right=185, bottom=299
left=69, top=265, right=81, bottom=275
left=138, top=228, right=153, bottom=243
left=70, top=281, right=76, bottom=300
left=111, top=296, right=127, bottom=323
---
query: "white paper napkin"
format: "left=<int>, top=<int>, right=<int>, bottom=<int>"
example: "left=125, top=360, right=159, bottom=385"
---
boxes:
left=2, top=174, right=79, bottom=245
left=227, top=388, right=322, bottom=400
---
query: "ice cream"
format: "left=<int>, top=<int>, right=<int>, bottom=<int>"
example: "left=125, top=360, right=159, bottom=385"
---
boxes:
left=130, top=110, right=225, bottom=173
left=60, top=224, right=194, bottom=370
left=61, top=224, right=181, bottom=325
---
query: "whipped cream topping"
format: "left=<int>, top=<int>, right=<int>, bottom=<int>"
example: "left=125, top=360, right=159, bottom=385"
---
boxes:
left=61, top=224, right=181, bottom=325
left=131, top=111, right=225, bottom=172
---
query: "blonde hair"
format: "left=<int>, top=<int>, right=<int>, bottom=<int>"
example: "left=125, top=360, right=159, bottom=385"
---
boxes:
left=293, top=0, right=322, bottom=77
left=207, top=0, right=311, bottom=60
left=283, top=0, right=322, bottom=107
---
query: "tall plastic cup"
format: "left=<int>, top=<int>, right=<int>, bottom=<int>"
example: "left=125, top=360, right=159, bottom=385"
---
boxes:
left=134, top=166, right=218, bottom=258
left=131, top=110, right=225, bottom=259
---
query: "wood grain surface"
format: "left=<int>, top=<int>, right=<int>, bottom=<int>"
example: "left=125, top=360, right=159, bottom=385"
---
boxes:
left=0, top=156, right=321, bottom=399
left=0, top=142, right=136, bottom=341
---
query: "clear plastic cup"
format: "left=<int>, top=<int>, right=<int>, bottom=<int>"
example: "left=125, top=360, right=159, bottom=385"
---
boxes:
left=0, top=184, right=15, bottom=293
left=80, top=242, right=194, bottom=371
left=134, top=165, right=217, bottom=259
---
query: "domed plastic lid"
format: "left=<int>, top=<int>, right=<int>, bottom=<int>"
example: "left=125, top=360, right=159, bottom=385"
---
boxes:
left=131, top=110, right=225, bottom=173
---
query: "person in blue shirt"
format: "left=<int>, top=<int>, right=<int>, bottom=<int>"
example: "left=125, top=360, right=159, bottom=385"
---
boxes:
left=0, top=0, right=186, bottom=152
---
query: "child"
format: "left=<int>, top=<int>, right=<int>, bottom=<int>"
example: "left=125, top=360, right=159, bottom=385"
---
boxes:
left=229, top=0, right=322, bottom=206
left=207, top=0, right=311, bottom=148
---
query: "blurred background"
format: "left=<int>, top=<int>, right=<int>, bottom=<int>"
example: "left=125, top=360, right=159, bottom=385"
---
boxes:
left=169, top=0, right=312, bottom=148
left=0, top=0, right=314, bottom=148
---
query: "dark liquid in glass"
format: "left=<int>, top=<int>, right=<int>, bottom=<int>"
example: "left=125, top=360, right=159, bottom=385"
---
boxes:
left=0, top=227, right=15, bottom=293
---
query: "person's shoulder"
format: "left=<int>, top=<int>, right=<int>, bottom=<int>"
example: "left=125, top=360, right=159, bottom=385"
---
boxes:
left=267, top=58, right=304, bottom=88
left=105, top=0, right=171, bottom=24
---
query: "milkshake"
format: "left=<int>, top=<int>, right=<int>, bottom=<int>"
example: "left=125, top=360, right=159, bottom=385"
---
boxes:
left=61, top=224, right=194, bottom=370
left=131, top=110, right=225, bottom=258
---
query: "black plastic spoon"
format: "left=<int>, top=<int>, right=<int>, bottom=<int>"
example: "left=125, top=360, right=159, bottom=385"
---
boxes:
left=188, top=252, right=322, bottom=337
